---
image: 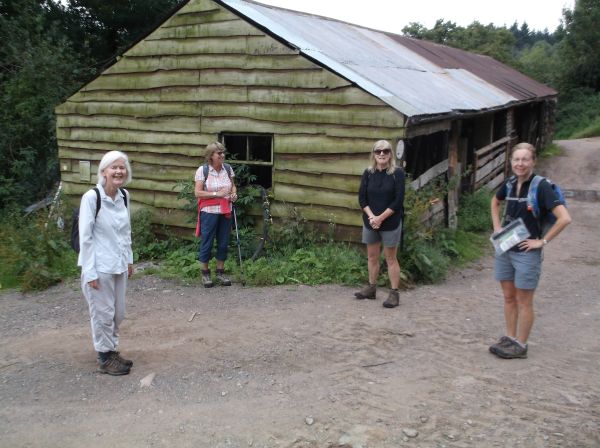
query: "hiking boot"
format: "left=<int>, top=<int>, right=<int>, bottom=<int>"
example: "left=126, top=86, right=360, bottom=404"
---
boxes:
left=202, top=271, right=214, bottom=288
left=98, top=355, right=130, bottom=376
left=494, top=341, right=528, bottom=359
left=111, top=351, right=133, bottom=368
left=382, top=289, right=400, bottom=308
left=216, top=271, right=232, bottom=286
left=354, top=284, right=376, bottom=300
left=489, top=336, right=514, bottom=355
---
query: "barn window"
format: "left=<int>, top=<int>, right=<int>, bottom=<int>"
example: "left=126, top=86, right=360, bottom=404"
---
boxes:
left=221, top=133, right=273, bottom=188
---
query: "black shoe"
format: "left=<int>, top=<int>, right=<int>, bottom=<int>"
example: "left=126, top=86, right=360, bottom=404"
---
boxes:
left=489, top=336, right=514, bottom=355
left=354, top=284, right=376, bottom=300
left=111, top=351, right=133, bottom=368
left=494, top=340, right=528, bottom=359
left=98, top=355, right=130, bottom=376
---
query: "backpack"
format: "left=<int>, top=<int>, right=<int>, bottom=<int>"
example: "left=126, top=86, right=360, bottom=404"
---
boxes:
left=505, top=174, right=566, bottom=236
left=71, top=187, right=128, bottom=253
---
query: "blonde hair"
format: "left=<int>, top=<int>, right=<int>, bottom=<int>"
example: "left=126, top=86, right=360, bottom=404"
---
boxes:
left=97, top=150, right=132, bottom=186
left=511, top=142, right=537, bottom=160
left=204, top=141, right=226, bottom=165
left=367, top=140, right=397, bottom=175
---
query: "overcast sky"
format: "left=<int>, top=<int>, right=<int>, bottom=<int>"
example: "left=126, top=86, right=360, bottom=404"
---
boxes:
left=253, top=0, right=575, bottom=33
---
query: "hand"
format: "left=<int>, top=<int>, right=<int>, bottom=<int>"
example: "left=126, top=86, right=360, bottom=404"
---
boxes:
left=230, top=192, right=238, bottom=202
left=128, top=264, right=134, bottom=278
left=369, top=215, right=382, bottom=229
left=518, top=239, right=544, bottom=252
left=88, top=279, right=99, bottom=290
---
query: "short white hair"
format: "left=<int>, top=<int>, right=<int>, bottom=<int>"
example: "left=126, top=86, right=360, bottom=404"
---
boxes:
left=96, top=150, right=132, bottom=186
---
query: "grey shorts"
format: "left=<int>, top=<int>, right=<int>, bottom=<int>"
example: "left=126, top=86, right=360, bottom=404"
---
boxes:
left=362, top=220, right=402, bottom=248
left=494, top=249, right=543, bottom=290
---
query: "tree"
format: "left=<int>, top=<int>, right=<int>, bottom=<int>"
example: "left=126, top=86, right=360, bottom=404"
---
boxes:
left=558, top=0, right=600, bottom=91
left=0, top=0, right=90, bottom=208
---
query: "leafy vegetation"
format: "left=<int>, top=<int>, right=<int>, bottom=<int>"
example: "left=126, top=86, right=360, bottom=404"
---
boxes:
left=0, top=208, right=78, bottom=291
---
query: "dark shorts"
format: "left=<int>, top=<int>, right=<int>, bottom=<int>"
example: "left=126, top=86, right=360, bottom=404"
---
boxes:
left=494, top=249, right=543, bottom=290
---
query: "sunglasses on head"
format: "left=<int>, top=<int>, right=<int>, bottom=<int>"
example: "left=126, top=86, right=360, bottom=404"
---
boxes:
left=373, top=148, right=391, bottom=155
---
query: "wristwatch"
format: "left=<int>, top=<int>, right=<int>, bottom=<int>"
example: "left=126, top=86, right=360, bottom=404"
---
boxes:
left=542, top=239, right=548, bottom=246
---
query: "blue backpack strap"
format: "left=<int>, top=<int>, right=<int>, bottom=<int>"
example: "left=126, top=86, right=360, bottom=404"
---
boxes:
left=527, top=175, right=544, bottom=218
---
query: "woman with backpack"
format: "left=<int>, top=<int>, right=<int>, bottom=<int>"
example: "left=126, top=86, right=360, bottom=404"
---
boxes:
left=194, top=142, right=237, bottom=288
left=355, top=139, right=405, bottom=308
left=79, top=150, right=134, bottom=376
left=489, top=142, right=571, bottom=359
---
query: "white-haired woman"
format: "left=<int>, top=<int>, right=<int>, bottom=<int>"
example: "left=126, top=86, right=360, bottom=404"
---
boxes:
left=355, top=140, right=405, bottom=308
left=78, top=150, right=134, bottom=375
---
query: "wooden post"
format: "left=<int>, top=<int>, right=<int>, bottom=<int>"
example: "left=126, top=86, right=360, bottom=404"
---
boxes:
left=447, top=121, right=460, bottom=229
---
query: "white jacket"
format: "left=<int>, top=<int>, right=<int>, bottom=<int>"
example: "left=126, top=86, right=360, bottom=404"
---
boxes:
left=77, top=184, right=133, bottom=283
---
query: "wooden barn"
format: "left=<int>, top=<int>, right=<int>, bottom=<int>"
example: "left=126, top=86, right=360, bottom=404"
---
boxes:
left=56, top=0, right=557, bottom=238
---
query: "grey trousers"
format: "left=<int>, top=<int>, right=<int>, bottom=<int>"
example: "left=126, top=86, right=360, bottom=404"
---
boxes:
left=82, top=271, right=127, bottom=353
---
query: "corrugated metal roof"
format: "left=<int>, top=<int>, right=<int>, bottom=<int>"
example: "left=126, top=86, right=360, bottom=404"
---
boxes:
left=221, top=0, right=557, bottom=120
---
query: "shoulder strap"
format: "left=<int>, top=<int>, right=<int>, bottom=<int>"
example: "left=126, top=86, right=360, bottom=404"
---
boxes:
left=527, top=175, right=544, bottom=218
left=119, top=187, right=128, bottom=208
left=92, top=187, right=101, bottom=219
left=224, top=163, right=233, bottom=178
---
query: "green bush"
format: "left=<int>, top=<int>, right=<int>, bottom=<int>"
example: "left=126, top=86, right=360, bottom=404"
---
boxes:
left=456, top=188, right=493, bottom=232
left=0, top=208, right=78, bottom=291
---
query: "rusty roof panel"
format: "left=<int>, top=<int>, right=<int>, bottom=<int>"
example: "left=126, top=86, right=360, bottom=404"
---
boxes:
left=222, top=0, right=556, bottom=119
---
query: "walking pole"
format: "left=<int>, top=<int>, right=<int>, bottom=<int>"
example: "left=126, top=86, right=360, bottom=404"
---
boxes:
left=232, top=205, right=245, bottom=286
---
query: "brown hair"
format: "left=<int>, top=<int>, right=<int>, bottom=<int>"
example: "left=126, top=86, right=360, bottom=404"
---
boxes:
left=511, top=142, right=536, bottom=160
left=204, top=141, right=226, bottom=165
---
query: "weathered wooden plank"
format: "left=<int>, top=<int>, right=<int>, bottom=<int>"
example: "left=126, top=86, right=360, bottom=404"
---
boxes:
left=59, top=147, right=204, bottom=168
left=162, top=9, right=237, bottom=28
left=248, top=86, right=385, bottom=107
left=476, top=152, right=505, bottom=183
left=275, top=155, right=367, bottom=176
left=81, top=68, right=348, bottom=91
left=270, top=202, right=362, bottom=227
left=126, top=36, right=295, bottom=57
left=201, top=103, right=402, bottom=127
left=273, top=170, right=360, bottom=193
left=65, top=85, right=383, bottom=109
left=477, top=142, right=508, bottom=166
left=274, top=183, right=357, bottom=209
left=201, top=117, right=402, bottom=140
left=104, top=54, right=316, bottom=74
left=475, top=136, right=510, bottom=157
left=57, top=128, right=205, bottom=146
left=58, top=140, right=208, bottom=157
left=68, top=86, right=249, bottom=103
left=483, top=172, right=505, bottom=191
left=56, top=101, right=200, bottom=117
left=410, top=159, right=449, bottom=190
left=475, top=164, right=505, bottom=190
left=83, top=70, right=201, bottom=91
left=60, top=172, right=188, bottom=194
left=149, top=19, right=263, bottom=39
left=275, top=135, right=385, bottom=154
left=177, top=0, right=222, bottom=14
left=58, top=115, right=201, bottom=133
left=132, top=161, right=198, bottom=182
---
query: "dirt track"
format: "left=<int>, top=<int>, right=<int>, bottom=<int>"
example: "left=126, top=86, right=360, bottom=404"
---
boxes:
left=1, top=138, right=599, bottom=447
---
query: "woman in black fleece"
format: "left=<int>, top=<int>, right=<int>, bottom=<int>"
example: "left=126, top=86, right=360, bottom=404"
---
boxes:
left=355, top=140, right=405, bottom=308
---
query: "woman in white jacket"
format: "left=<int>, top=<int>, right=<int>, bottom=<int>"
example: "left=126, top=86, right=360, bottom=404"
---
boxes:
left=78, top=150, right=134, bottom=375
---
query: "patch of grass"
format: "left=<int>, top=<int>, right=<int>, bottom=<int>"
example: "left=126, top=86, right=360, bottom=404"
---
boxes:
left=538, top=143, right=564, bottom=160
